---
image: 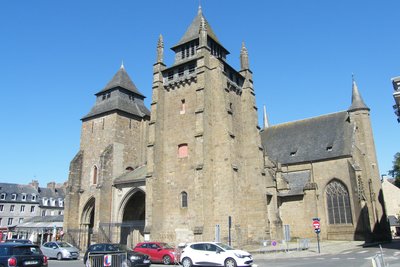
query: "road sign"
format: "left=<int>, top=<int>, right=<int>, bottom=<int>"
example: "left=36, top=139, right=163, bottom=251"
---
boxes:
left=314, top=228, right=321, bottom=234
left=312, top=220, right=320, bottom=229
left=104, top=255, right=112, bottom=267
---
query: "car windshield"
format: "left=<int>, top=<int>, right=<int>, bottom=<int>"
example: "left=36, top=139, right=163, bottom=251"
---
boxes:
left=160, top=243, right=174, bottom=249
left=57, top=242, right=72, bottom=248
left=216, top=243, right=234, bottom=250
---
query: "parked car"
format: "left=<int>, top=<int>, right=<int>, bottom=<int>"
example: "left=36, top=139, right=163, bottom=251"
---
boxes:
left=40, top=241, right=79, bottom=260
left=133, top=242, right=176, bottom=265
left=180, top=242, right=253, bottom=267
left=4, top=239, right=32, bottom=244
left=84, top=243, right=150, bottom=267
left=0, top=243, right=48, bottom=267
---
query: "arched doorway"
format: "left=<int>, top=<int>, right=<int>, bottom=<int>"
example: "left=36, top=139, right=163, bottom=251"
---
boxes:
left=81, top=198, right=95, bottom=248
left=120, top=190, right=145, bottom=247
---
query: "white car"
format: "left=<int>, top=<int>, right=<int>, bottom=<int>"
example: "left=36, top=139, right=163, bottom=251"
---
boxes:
left=180, top=242, right=253, bottom=267
left=40, top=241, right=79, bottom=260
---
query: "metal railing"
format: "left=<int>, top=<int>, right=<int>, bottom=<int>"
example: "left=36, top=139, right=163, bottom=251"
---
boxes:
left=86, top=252, right=128, bottom=267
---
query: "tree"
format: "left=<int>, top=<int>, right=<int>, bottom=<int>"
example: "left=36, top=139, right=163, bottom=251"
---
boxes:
left=389, top=152, right=400, bottom=188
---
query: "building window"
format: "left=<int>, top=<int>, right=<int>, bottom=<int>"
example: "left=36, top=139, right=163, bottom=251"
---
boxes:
left=20, top=205, right=25, bottom=212
left=93, top=165, right=98, bottom=185
left=42, top=198, right=48, bottom=206
left=178, top=144, right=188, bottom=158
left=168, top=71, right=174, bottom=81
left=41, top=210, right=46, bottom=217
left=10, top=205, right=14, bottom=212
left=0, top=193, right=5, bottom=200
left=11, top=194, right=16, bottom=201
left=19, top=218, right=23, bottom=224
left=189, top=63, right=195, bottom=74
left=32, top=195, right=36, bottom=201
left=59, top=199, right=64, bottom=207
left=0, top=205, right=3, bottom=212
left=180, top=99, right=186, bottom=114
left=0, top=218, right=2, bottom=226
left=181, top=192, right=188, bottom=208
left=30, top=206, right=35, bottom=213
left=326, top=180, right=353, bottom=225
left=22, top=194, right=26, bottom=201
left=7, top=218, right=13, bottom=225
left=178, top=67, right=184, bottom=77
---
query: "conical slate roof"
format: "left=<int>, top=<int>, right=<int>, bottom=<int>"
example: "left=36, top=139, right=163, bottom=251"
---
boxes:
left=172, top=7, right=225, bottom=50
left=97, top=65, right=144, bottom=97
left=82, top=65, right=150, bottom=121
left=348, top=80, right=369, bottom=112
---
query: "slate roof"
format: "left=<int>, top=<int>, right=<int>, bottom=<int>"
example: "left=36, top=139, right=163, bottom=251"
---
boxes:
left=97, top=65, right=144, bottom=97
left=0, top=183, right=39, bottom=202
left=82, top=66, right=150, bottom=121
left=261, top=111, right=354, bottom=165
left=348, top=80, right=369, bottom=112
left=113, top=165, right=147, bottom=186
left=278, top=171, right=310, bottom=197
left=38, top=187, right=65, bottom=199
left=172, top=7, right=227, bottom=53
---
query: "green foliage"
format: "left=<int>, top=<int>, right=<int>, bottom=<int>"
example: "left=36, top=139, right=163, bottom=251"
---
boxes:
left=389, top=152, right=400, bottom=188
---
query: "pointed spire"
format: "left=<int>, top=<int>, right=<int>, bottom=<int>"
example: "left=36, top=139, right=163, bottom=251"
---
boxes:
left=120, top=60, right=125, bottom=69
left=263, top=105, right=270, bottom=128
left=198, top=2, right=202, bottom=15
left=156, top=34, right=164, bottom=63
left=240, top=42, right=249, bottom=70
left=199, top=15, right=207, bottom=47
left=348, top=75, right=370, bottom=112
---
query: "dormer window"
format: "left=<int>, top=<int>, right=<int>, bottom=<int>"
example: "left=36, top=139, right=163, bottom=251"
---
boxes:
left=22, top=194, right=26, bottom=201
left=32, top=195, right=36, bottom=201
left=326, top=146, right=333, bottom=151
left=11, top=194, right=17, bottom=201
left=0, top=193, right=6, bottom=200
left=290, top=151, right=297, bottom=157
left=59, top=199, right=64, bottom=207
left=50, top=198, right=56, bottom=206
left=42, top=198, right=48, bottom=206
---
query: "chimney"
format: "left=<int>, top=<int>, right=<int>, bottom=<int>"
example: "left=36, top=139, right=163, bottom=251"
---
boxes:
left=30, top=180, right=39, bottom=191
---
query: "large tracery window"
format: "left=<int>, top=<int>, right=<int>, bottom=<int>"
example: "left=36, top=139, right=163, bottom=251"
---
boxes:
left=326, top=180, right=353, bottom=224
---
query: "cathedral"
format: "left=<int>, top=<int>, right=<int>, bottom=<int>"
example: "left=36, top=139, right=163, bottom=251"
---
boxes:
left=63, top=7, right=390, bottom=250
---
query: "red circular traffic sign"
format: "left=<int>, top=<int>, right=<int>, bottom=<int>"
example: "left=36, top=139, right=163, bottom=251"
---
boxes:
left=312, top=220, right=320, bottom=229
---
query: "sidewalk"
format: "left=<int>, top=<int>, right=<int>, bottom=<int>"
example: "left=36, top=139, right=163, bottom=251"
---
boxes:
left=249, top=240, right=366, bottom=259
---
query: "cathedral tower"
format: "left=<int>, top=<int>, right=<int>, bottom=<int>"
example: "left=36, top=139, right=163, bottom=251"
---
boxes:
left=146, top=7, right=269, bottom=246
left=64, top=65, right=150, bottom=249
left=348, top=79, right=390, bottom=241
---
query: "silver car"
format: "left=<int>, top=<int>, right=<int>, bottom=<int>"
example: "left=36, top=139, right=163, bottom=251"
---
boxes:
left=40, top=241, right=79, bottom=260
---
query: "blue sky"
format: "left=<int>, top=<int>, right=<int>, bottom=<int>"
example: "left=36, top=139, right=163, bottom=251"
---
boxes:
left=0, top=0, right=399, bottom=186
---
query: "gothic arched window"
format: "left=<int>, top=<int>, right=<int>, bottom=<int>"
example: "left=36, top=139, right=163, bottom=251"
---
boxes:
left=326, top=180, right=353, bottom=224
left=181, top=191, right=188, bottom=208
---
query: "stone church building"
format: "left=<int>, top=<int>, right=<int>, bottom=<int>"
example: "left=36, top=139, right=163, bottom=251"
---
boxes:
left=63, top=8, right=390, bottom=249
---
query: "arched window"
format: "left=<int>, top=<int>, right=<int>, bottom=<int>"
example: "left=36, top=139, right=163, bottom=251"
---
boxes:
left=178, top=144, right=188, bottom=158
left=181, top=192, right=188, bottom=208
left=326, top=180, right=353, bottom=224
left=92, top=166, right=98, bottom=185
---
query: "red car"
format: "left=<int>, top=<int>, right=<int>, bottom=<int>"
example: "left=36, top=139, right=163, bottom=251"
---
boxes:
left=133, top=242, right=176, bottom=265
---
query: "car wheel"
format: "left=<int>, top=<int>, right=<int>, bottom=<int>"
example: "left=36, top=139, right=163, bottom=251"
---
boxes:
left=163, top=255, right=171, bottom=265
left=181, top=257, right=193, bottom=267
left=57, top=253, right=63, bottom=260
left=224, top=258, right=237, bottom=267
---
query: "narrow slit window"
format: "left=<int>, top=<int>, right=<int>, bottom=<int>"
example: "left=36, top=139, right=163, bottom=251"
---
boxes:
left=178, top=144, right=188, bottom=158
left=181, top=192, right=188, bottom=208
left=180, top=99, right=186, bottom=114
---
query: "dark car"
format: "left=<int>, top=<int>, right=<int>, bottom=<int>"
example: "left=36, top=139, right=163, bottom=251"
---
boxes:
left=4, top=240, right=32, bottom=244
left=0, top=243, right=48, bottom=267
left=84, top=243, right=150, bottom=267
